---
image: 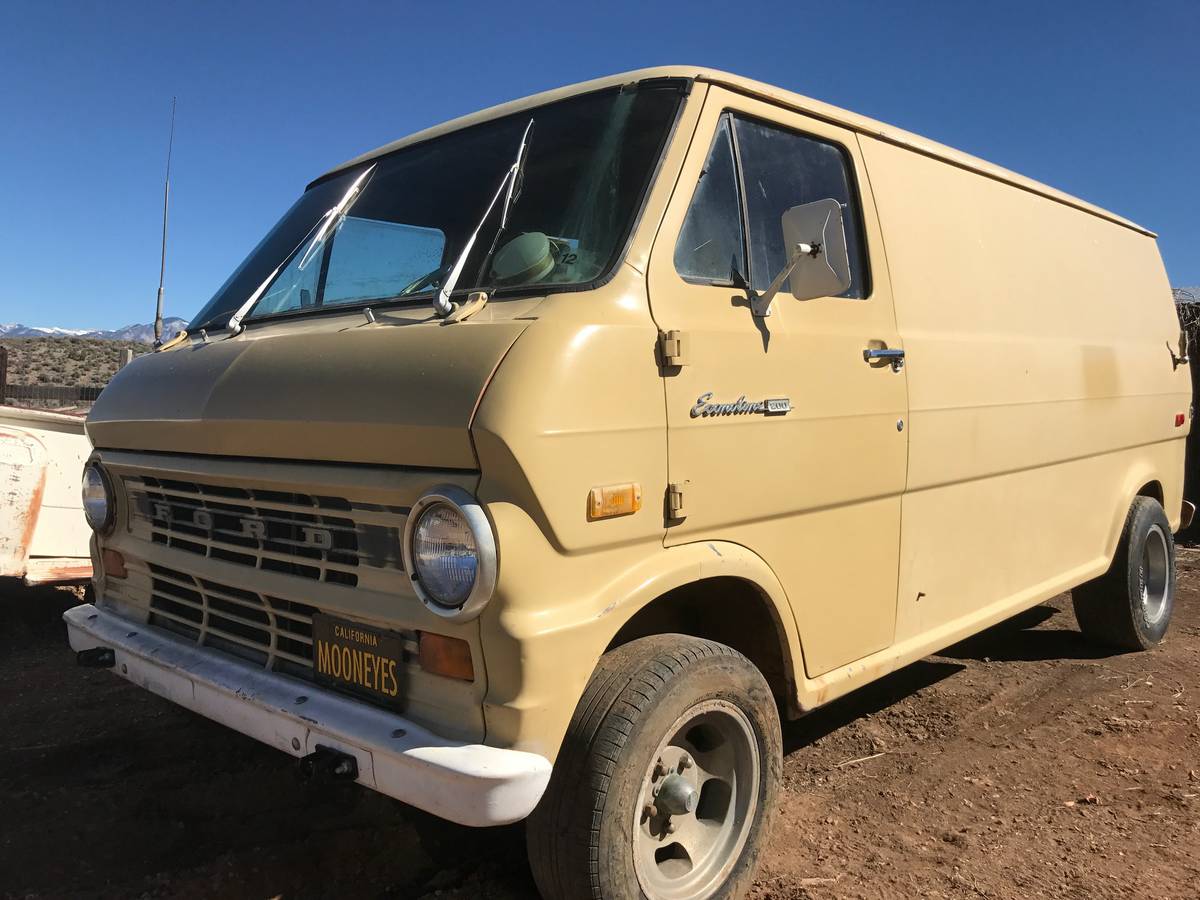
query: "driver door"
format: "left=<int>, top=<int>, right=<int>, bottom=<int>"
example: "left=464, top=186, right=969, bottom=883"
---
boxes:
left=647, top=88, right=909, bottom=678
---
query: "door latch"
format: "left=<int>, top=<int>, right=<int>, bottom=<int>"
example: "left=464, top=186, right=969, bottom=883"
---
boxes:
left=863, top=346, right=905, bottom=372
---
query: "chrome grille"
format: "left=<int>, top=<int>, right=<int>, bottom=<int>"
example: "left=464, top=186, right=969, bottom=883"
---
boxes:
left=145, top=562, right=418, bottom=679
left=126, top=475, right=407, bottom=587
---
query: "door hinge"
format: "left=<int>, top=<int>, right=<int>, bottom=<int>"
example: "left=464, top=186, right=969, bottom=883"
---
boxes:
left=667, top=482, right=686, bottom=519
left=659, top=330, right=689, bottom=367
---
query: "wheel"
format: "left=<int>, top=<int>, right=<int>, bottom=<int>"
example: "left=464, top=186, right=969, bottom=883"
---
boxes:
left=527, top=634, right=781, bottom=900
left=1072, top=496, right=1176, bottom=651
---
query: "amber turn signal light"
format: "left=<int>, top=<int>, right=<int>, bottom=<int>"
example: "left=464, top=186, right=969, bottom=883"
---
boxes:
left=588, top=482, right=643, bottom=520
left=417, top=632, right=475, bottom=681
left=101, top=548, right=127, bottom=579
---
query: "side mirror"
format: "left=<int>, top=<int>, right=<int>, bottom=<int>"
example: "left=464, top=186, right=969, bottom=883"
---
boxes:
left=750, top=198, right=852, bottom=317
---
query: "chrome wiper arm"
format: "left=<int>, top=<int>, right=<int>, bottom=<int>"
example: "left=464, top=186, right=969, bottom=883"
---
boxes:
left=434, top=119, right=533, bottom=317
left=225, top=164, right=376, bottom=336
left=499, top=119, right=534, bottom=232
left=295, top=163, right=375, bottom=270
left=224, top=263, right=282, bottom=336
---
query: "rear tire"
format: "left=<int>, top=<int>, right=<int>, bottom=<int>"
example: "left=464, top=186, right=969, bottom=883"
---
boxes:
left=1072, top=496, right=1175, bottom=651
left=527, top=634, right=781, bottom=900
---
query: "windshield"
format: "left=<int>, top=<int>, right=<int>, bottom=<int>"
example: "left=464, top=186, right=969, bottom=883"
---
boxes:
left=191, top=83, right=683, bottom=331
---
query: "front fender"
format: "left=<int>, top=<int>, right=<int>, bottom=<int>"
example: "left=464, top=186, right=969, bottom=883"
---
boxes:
left=478, top=508, right=803, bottom=760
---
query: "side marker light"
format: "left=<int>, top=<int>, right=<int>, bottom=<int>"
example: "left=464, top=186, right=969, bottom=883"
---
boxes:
left=588, top=483, right=643, bottom=520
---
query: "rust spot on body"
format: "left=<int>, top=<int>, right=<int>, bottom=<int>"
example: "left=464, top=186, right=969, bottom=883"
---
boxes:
left=13, top=471, right=46, bottom=573
left=0, top=426, right=48, bottom=577
left=23, top=558, right=92, bottom=585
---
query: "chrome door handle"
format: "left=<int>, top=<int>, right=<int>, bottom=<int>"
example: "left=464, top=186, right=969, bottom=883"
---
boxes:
left=863, top=347, right=905, bottom=371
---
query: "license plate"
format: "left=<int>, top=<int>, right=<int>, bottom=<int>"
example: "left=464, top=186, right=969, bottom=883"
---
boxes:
left=312, top=614, right=405, bottom=708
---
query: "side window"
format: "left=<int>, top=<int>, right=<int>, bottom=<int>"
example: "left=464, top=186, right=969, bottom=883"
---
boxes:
left=732, top=117, right=869, bottom=299
left=673, top=116, right=746, bottom=285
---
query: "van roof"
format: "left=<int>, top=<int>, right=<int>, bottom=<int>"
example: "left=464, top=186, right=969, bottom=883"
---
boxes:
left=322, top=66, right=1153, bottom=238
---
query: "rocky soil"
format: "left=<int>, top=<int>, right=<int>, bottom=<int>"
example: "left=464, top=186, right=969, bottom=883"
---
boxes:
left=2, top=556, right=1198, bottom=899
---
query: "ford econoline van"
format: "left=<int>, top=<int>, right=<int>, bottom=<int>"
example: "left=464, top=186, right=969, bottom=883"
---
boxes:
left=67, top=67, right=1190, bottom=899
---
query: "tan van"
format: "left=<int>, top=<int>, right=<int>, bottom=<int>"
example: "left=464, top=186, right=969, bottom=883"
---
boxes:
left=66, top=67, right=1190, bottom=899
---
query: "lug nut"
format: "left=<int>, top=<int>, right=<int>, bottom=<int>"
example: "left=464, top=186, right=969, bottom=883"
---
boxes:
left=679, top=753, right=693, bottom=772
left=666, top=821, right=677, bottom=835
left=643, top=803, right=657, bottom=819
left=652, top=758, right=667, bottom=779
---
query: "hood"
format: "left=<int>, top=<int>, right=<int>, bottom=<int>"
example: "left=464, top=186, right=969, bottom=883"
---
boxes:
left=87, top=320, right=528, bottom=469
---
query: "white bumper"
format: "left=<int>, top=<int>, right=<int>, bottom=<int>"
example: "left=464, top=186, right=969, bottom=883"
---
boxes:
left=64, top=604, right=551, bottom=827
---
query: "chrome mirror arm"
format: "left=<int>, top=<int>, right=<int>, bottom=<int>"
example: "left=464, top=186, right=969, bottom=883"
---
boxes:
left=750, top=241, right=819, bottom=318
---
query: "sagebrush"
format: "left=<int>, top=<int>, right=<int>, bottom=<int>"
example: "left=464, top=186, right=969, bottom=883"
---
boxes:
left=0, top=337, right=143, bottom=388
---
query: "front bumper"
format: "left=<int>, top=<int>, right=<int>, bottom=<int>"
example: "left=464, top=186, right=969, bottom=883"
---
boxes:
left=64, top=604, right=551, bottom=827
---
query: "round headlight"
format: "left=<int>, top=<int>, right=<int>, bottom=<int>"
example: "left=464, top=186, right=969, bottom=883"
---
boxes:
left=413, top=503, right=477, bottom=607
left=82, top=463, right=114, bottom=532
left=403, top=486, right=497, bottom=620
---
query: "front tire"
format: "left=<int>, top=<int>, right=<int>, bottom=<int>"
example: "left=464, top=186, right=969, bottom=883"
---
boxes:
left=1072, top=496, right=1176, bottom=651
left=527, top=634, right=781, bottom=900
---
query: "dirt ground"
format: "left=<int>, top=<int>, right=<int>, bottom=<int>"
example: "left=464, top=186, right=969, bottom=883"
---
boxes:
left=2, top=557, right=1198, bottom=900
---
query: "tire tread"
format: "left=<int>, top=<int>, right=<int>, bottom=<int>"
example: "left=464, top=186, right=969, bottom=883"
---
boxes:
left=1073, top=496, right=1174, bottom=651
left=527, top=635, right=743, bottom=900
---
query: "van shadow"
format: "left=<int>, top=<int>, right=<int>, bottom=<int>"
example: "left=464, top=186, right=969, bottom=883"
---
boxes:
left=730, top=293, right=771, bottom=352
left=0, top=578, right=84, bottom=651
left=781, top=603, right=1119, bottom=756
left=937, top=603, right=1119, bottom=663
left=782, top=658, right=965, bottom=755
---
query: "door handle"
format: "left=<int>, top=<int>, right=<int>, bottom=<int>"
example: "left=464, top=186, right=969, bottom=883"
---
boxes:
left=863, top=347, right=905, bottom=371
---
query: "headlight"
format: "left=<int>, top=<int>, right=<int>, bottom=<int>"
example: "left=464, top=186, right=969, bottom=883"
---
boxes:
left=413, top=504, right=477, bottom=605
left=81, top=463, right=114, bottom=532
left=403, top=486, right=497, bottom=620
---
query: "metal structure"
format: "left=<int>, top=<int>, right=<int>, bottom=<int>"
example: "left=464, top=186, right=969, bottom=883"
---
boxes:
left=0, top=405, right=92, bottom=584
left=153, top=98, right=176, bottom=347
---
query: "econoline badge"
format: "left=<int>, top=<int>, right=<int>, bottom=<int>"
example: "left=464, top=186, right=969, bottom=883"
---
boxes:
left=690, top=392, right=792, bottom=418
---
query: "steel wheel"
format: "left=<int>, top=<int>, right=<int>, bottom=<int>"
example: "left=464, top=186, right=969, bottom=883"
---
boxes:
left=1141, top=523, right=1170, bottom=626
left=527, top=635, right=781, bottom=900
left=632, top=699, right=760, bottom=900
left=1073, top=496, right=1175, bottom=651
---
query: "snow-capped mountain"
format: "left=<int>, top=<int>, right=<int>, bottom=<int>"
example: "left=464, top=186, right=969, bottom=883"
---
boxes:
left=0, top=318, right=188, bottom=343
left=0, top=323, right=91, bottom=338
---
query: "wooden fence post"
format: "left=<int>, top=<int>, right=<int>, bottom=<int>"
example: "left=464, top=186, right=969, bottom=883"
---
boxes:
left=119, top=348, right=134, bottom=369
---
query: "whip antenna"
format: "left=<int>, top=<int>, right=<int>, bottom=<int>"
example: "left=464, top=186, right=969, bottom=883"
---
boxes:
left=154, top=96, right=176, bottom=347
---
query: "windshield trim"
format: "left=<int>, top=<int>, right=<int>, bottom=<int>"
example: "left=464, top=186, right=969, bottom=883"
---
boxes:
left=198, top=79, right=689, bottom=334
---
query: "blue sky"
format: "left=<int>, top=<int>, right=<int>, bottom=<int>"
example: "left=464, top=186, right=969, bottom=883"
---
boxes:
left=1, top=0, right=1196, bottom=329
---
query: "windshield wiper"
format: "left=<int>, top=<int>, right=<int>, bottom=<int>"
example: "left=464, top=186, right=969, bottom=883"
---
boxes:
left=433, top=119, right=533, bottom=317
left=223, top=164, right=376, bottom=336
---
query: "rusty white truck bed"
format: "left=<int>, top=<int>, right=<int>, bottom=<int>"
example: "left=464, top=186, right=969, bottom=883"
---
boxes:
left=1, top=405, right=92, bottom=584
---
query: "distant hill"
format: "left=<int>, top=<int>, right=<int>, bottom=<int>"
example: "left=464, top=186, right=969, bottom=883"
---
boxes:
left=0, top=336, right=146, bottom=399
left=0, top=317, right=188, bottom=343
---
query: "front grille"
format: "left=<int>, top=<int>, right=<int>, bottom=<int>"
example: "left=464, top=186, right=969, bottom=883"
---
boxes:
left=145, top=562, right=417, bottom=680
left=126, top=476, right=407, bottom=588
left=148, top=562, right=318, bottom=677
